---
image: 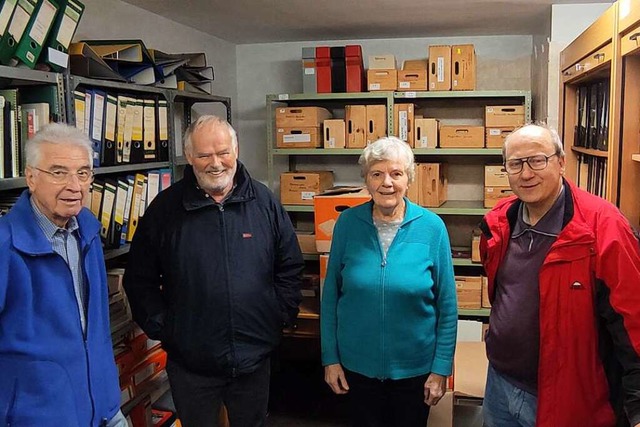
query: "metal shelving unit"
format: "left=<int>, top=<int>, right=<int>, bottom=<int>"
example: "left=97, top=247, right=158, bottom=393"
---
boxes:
left=0, top=177, right=27, bottom=191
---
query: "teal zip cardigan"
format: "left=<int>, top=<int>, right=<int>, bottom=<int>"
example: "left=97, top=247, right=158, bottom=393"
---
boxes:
left=321, top=198, right=458, bottom=380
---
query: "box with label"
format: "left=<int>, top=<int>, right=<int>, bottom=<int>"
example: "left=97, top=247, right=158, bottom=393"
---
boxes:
left=394, top=103, right=415, bottom=147
left=415, top=163, right=448, bottom=207
left=275, top=106, right=332, bottom=128
left=455, top=276, right=482, bottom=309
left=314, top=188, right=371, bottom=252
left=366, top=104, right=387, bottom=144
left=397, top=60, right=428, bottom=90
left=485, top=127, right=515, bottom=148
left=346, top=105, right=366, bottom=148
left=368, top=54, right=396, bottom=70
left=428, top=45, right=451, bottom=91
left=323, top=119, right=346, bottom=148
left=482, top=276, right=491, bottom=308
left=484, top=164, right=510, bottom=186
left=452, top=44, right=476, bottom=91
left=302, top=47, right=316, bottom=94
left=484, top=186, right=514, bottom=208
left=367, top=69, right=398, bottom=91
left=276, top=127, right=322, bottom=148
left=415, top=118, right=439, bottom=148
left=280, top=171, right=334, bottom=205
left=485, top=105, right=525, bottom=127
left=439, top=126, right=484, bottom=148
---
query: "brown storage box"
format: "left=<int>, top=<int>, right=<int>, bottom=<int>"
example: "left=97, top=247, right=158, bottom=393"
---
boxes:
left=484, top=186, right=515, bottom=208
left=275, top=106, right=332, bottom=127
left=398, top=60, right=428, bottom=90
left=296, top=232, right=319, bottom=254
left=426, top=391, right=453, bottom=427
left=485, top=105, right=525, bottom=127
left=454, top=342, right=488, bottom=398
left=482, top=276, right=491, bottom=308
left=471, top=235, right=481, bottom=262
left=394, top=103, right=415, bottom=147
left=485, top=127, right=515, bottom=148
left=406, top=178, right=419, bottom=204
left=346, top=105, right=367, bottom=148
left=368, top=69, right=398, bottom=91
left=314, top=188, right=371, bottom=252
left=416, top=163, right=448, bottom=207
left=451, top=44, right=476, bottom=91
left=280, top=171, right=334, bottom=205
left=368, top=54, right=396, bottom=70
left=484, top=165, right=510, bottom=186
left=415, top=118, right=439, bottom=148
left=439, top=126, right=484, bottom=148
left=276, top=127, right=322, bottom=148
left=324, top=119, right=346, bottom=148
left=455, top=276, right=482, bottom=309
left=429, top=45, right=451, bottom=91
left=366, top=104, right=387, bottom=144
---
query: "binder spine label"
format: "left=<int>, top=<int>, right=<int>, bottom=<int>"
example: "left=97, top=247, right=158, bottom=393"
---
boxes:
left=30, top=0, right=57, bottom=45
left=0, top=0, right=18, bottom=36
left=56, top=6, right=80, bottom=47
left=8, top=2, right=33, bottom=42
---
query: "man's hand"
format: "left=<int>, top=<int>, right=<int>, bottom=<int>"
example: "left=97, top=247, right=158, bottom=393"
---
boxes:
left=324, top=363, right=350, bottom=395
left=424, top=373, right=447, bottom=406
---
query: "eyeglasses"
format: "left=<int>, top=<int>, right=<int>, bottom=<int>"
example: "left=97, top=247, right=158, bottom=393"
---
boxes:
left=33, top=167, right=94, bottom=184
left=503, top=153, right=558, bottom=175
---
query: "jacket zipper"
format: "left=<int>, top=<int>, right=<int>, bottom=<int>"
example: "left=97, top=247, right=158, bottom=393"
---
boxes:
left=218, top=203, right=238, bottom=377
left=80, top=244, right=97, bottom=426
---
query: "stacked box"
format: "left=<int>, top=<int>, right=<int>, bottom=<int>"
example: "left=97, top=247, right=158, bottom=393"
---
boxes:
left=452, top=44, right=476, bottom=91
left=429, top=45, right=451, bottom=91
left=398, top=59, right=428, bottom=91
left=415, top=118, right=439, bottom=148
left=455, top=276, right=482, bottom=309
left=415, top=163, right=448, bottom=207
left=484, top=165, right=513, bottom=208
left=280, top=171, right=334, bottom=205
left=485, top=105, right=526, bottom=148
left=368, top=54, right=397, bottom=91
left=394, top=103, right=415, bottom=146
left=314, top=188, right=371, bottom=252
left=324, top=119, right=346, bottom=148
left=275, top=106, right=332, bottom=148
left=346, top=105, right=366, bottom=148
left=440, top=126, right=484, bottom=148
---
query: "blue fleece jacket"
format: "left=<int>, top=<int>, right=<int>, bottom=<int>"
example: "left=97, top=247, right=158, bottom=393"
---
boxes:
left=321, top=199, right=457, bottom=380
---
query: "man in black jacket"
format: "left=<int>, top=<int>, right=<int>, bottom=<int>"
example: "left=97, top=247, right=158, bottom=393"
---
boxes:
left=124, top=115, right=304, bottom=427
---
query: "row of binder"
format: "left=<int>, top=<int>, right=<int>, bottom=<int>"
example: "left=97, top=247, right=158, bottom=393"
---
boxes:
left=74, top=88, right=169, bottom=167
left=86, top=169, right=172, bottom=249
left=574, top=80, right=609, bottom=152
left=576, top=154, right=607, bottom=198
left=0, top=0, right=85, bottom=70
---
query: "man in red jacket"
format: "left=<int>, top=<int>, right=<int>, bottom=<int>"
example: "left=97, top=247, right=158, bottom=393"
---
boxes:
left=480, top=123, right=640, bottom=427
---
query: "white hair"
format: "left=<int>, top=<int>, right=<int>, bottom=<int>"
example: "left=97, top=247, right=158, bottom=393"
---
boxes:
left=25, top=123, right=93, bottom=169
left=358, top=136, right=415, bottom=183
left=183, top=115, right=237, bottom=155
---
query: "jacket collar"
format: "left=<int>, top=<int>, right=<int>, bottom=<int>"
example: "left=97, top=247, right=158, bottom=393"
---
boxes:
left=353, top=197, right=424, bottom=226
left=8, top=190, right=100, bottom=255
left=182, top=160, right=255, bottom=211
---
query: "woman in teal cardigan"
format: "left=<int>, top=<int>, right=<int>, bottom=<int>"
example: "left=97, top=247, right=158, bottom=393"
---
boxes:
left=321, top=136, right=458, bottom=427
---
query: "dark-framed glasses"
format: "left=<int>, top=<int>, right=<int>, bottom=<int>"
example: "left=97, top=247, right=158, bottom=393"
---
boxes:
left=503, top=153, right=558, bottom=175
left=33, top=167, right=94, bottom=184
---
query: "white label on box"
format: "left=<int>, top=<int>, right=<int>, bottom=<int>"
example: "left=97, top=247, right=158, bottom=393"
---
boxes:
left=399, top=81, right=410, bottom=89
left=327, top=138, right=335, bottom=148
left=301, top=191, right=315, bottom=200
left=437, top=57, right=445, bottom=82
left=419, top=138, right=428, bottom=148
left=399, top=111, right=408, bottom=141
left=486, top=187, right=495, bottom=193
left=486, top=107, right=494, bottom=113
left=489, top=129, right=502, bottom=136
left=405, top=91, right=417, bottom=98
left=301, top=289, right=316, bottom=297
left=304, top=67, right=315, bottom=75
left=283, top=134, right=311, bottom=143
left=369, top=83, right=381, bottom=90
left=278, top=94, right=290, bottom=101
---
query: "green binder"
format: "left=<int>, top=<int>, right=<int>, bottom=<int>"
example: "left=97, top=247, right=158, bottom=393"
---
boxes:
left=43, top=0, right=83, bottom=70
left=14, top=0, right=59, bottom=68
left=0, top=0, right=36, bottom=65
left=0, top=0, right=19, bottom=40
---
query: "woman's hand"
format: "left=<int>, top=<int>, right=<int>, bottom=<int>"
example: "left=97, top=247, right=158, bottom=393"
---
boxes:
left=424, top=373, right=446, bottom=406
left=324, top=363, right=350, bottom=395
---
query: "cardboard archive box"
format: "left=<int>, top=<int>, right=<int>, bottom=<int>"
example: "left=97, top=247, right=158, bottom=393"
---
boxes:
left=484, top=164, right=509, bottom=186
left=345, top=45, right=365, bottom=92
left=485, top=105, right=525, bottom=127
left=345, top=105, right=366, bottom=148
left=429, top=45, right=451, bottom=91
left=280, top=171, right=334, bottom=205
left=275, top=106, right=332, bottom=128
left=486, top=127, right=515, bottom=148
left=276, top=127, right=322, bottom=148
left=451, top=44, right=476, bottom=91
left=314, top=188, right=371, bottom=252
left=301, top=47, right=316, bottom=94
left=368, top=69, right=398, bottom=91
left=455, top=276, right=482, bottom=309
left=454, top=341, right=488, bottom=399
left=397, top=59, right=428, bottom=91
left=484, top=186, right=514, bottom=208
left=439, top=126, right=484, bottom=148
left=324, top=119, right=346, bottom=148
left=394, top=103, right=415, bottom=146
left=366, top=104, right=387, bottom=145
left=415, top=163, right=448, bottom=207
left=315, top=46, right=331, bottom=93
left=415, top=118, right=439, bottom=148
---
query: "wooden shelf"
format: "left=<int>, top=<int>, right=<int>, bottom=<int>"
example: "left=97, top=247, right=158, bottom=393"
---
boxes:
left=458, top=308, right=491, bottom=319
left=429, top=200, right=489, bottom=215
left=570, top=146, right=609, bottom=158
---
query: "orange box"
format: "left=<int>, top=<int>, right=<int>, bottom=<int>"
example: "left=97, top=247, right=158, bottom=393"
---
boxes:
left=115, top=347, right=137, bottom=378
left=452, top=44, right=476, bottom=91
left=366, top=104, right=387, bottom=145
left=346, top=105, right=366, bottom=148
left=130, top=349, right=167, bottom=389
left=323, top=119, right=346, bottom=148
left=275, top=106, right=332, bottom=127
left=484, top=186, right=514, bottom=208
left=484, top=165, right=509, bottom=187
left=319, top=254, right=329, bottom=298
left=367, top=69, right=398, bottom=91
left=280, top=171, right=334, bottom=205
left=485, top=106, right=525, bottom=127
left=314, top=188, right=371, bottom=252
left=455, top=276, right=482, bottom=309
left=276, top=127, right=322, bottom=148
left=415, top=118, right=439, bottom=148
left=415, top=163, right=448, bottom=207
left=394, top=103, right=415, bottom=147
left=429, top=45, right=451, bottom=91
left=129, top=332, right=162, bottom=359
left=127, top=395, right=152, bottom=427
left=439, top=126, right=484, bottom=148
left=485, top=127, right=515, bottom=148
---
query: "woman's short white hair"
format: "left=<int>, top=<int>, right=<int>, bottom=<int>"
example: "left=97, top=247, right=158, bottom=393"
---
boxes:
left=358, top=136, right=415, bottom=183
left=25, top=123, right=93, bottom=169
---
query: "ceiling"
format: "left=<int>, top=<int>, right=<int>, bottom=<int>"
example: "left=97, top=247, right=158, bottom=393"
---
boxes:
left=122, top=0, right=612, bottom=44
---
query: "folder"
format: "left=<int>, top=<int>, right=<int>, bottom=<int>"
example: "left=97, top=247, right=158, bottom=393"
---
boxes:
left=159, top=168, right=171, bottom=191
left=122, top=96, right=134, bottom=163
left=149, top=49, right=206, bottom=68
left=175, top=66, right=214, bottom=82
left=84, top=39, right=144, bottom=62
left=142, top=98, right=155, bottom=161
left=125, top=173, right=145, bottom=242
left=156, top=99, right=168, bottom=162
left=138, top=174, right=147, bottom=218
left=73, top=89, right=84, bottom=132
left=100, top=179, right=116, bottom=241
left=69, top=42, right=126, bottom=81
left=82, top=89, right=90, bottom=136
left=14, top=0, right=60, bottom=69
left=115, top=95, right=127, bottom=163
left=177, top=79, right=211, bottom=94
left=101, top=94, right=117, bottom=166
left=0, top=0, right=37, bottom=65
left=108, top=178, right=127, bottom=249
left=596, top=80, right=609, bottom=151
left=89, top=179, right=103, bottom=218
left=21, top=84, right=61, bottom=122
left=0, top=0, right=18, bottom=43
left=153, top=73, right=177, bottom=89
left=88, top=88, right=106, bottom=167
left=146, top=170, right=160, bottom=207
left=107, top=61, right=156, bottom=85
left=129, top=98, right=144, bottom=163
left=0, top=88, right=20, bottom=177
left=42, top=0, right=84, bottom=70
left=120, top=175, right=134, bottom=245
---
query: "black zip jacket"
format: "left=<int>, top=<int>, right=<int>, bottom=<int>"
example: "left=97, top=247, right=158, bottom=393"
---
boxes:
left=124, top=162, right=303, bottom=376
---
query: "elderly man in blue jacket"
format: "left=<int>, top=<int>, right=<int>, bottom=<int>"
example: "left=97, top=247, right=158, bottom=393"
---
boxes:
left=0, top=123, right=125, bottom=426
